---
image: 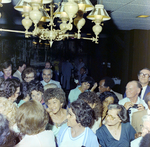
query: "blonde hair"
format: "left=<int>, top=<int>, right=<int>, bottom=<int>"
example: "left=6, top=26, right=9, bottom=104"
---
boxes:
left=0, top=97, right=17, bottom=128
left=44, top=83, right=58, bottom=91
left=16, top=100, right=49, bottom=135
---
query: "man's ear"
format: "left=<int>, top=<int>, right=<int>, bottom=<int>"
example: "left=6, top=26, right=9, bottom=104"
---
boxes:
left=137, top=88, right=141, bottom=95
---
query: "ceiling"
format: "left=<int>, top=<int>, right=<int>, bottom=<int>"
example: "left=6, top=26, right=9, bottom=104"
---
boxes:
left=0, top=0, right=150, bottom=37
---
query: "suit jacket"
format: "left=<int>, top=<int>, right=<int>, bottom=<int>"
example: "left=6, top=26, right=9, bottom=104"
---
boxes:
left=0, top=75, right=19, bottom=81
left=13, top=70, right=22, bottom=82
left=131, top=109, right=147, bottom=133
left=143, top=86, right=150, bottom=99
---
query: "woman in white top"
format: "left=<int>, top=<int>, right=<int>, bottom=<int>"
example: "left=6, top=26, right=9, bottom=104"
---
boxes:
left=15, top=100, right=56, bottom=147
left=57, top=99, right=99, bottom=147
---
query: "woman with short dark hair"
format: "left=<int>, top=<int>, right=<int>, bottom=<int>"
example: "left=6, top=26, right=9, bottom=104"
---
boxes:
left=44, top=88, right=67, bottom=137
left=99, top=91, right=119, bottom=121
left=57, top=99, right=99, bottom=147
left=68, top=76, right=95, bottom=103
left=96, top=104, right=136, bottom=147
left=0, top=78, right=21, bottom=102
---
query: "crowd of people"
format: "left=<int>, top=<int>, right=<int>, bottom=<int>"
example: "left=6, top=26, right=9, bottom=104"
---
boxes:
left=0, top=60, right=150, bottom=147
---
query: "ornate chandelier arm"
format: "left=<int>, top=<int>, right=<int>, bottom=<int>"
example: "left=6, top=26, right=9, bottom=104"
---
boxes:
left=81, top=37, right=98, bottom=43
left=0, top=28, right=27, bottom=34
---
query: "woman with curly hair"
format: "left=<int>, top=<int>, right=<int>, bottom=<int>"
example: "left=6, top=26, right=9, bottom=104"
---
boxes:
left=78, top=91, right=102, bottom=133
left=99, top=91, right=119, bottom=122
left=18, top=80, right=46, bottom=108
left=15, top=100, right=56, bottom=147
left=57, top=99, right=99, bottom=147
left=0, top=97, right=19, bottom=133
left=44, top=88, right=67, bottom=137
left=0, top=78, right=20, bottom=102
left=96, top=104, right=136, bottom=147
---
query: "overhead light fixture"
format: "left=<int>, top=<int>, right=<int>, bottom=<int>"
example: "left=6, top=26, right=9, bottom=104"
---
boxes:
left=0, top=0, right=11, bottom=18
left=137, top=15, right=150, bottom=18
left=0, top=0, right=110, bottom=47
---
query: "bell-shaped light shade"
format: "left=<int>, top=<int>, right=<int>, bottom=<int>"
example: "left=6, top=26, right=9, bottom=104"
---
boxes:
left=1, top=0, right=11, bottom=3
left=54, top=2, right=68, bottom=18
left=14, top=0, right=32, bottom=12
left=39, top=8, right=50, bottom=22
left=64, top=0, right=78, bottom=19
left=87, top=4, right=110, bottom=21
left=75, top=0, right=94, bottom=12
left=23, top=0, right=52, bottom=4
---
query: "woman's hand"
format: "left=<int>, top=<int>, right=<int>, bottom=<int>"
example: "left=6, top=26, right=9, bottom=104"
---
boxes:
left=91, top=82, right=98, bottom=92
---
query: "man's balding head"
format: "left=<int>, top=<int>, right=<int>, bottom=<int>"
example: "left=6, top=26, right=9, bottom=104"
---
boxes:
left=126, top=81, right=141, bottom=99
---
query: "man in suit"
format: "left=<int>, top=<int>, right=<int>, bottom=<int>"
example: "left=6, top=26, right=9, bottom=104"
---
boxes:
left=98, top=77, right=123, bottom=100
left=41, top=68, right=61, bottom=88
left=138, top=68, right=150, bottom=99
left=13, top=61, right=26, bottom=82
left=131, top=92, right=150, bottom=133
left=124, top=68, right=150, bottom=99
left=0, top=61, right=18, bottom=80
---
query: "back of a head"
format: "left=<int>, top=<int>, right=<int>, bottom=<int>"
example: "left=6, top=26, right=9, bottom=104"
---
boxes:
left=101, top=77, right=115, bottom=89
left=16, top=100, right=48, bottom=135
left=70, top=99, right=94, bottom=127
left=78, top=91, right=102, bottom=120
left=44, top=83, right=58, bottom=91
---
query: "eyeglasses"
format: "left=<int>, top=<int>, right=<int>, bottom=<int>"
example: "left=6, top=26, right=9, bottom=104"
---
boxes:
left=106, top=114, right=116, bottom=120
left=139, top=73, right=150, bottom=78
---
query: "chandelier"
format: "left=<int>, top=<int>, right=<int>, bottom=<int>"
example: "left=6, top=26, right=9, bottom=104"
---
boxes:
left=0, top=0, right=11, bottom=17
left=0, top=0, right=110, bottom=47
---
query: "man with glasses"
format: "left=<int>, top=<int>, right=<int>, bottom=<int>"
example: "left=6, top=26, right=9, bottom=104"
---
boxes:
left=22, top=67, right=36, bottom=83
left=131, top=115, right=150, bottom=147
left=138, top=68, right=150, bottom=100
